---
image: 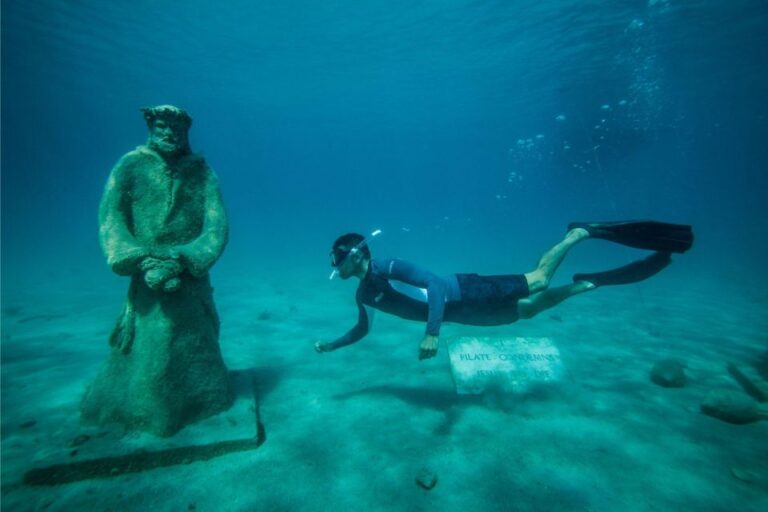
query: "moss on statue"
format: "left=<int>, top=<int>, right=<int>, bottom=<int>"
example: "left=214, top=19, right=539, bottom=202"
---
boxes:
left=81, top=106, right=233, bottom=436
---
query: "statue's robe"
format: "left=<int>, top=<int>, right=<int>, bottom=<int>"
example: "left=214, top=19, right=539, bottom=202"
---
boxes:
left=81, top=145, right=232, bottom=436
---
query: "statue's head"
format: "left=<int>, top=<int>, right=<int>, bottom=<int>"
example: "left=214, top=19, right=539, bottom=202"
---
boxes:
left=141, top=105, right=192, bottom=157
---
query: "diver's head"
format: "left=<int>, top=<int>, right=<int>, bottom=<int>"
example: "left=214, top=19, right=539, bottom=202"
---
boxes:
left=330, top=233, right=371, bottom=279
left=141, top=105, right=192, bottom=157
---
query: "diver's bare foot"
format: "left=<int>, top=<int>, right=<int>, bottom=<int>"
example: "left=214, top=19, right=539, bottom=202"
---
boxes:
left=571, top=280, right=597, bottom=292
left=566, top=227, right=590, bottom=242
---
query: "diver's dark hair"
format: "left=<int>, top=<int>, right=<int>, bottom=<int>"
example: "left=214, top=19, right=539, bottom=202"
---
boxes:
left=332, top=233, right=372, bottom=259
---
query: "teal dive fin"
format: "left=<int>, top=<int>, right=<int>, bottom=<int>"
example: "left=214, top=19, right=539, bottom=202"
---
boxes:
left=568, top=220, right=693, bottom=253
left=573, top=251, right=672, bottom=287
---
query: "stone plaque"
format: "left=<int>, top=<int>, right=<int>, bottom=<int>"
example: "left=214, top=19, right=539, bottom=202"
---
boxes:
left=447, top=337, right=564, bottom=395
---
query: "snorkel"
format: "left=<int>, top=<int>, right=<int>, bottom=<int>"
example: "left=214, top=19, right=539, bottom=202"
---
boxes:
left=329, top=229, right=382, bottom=280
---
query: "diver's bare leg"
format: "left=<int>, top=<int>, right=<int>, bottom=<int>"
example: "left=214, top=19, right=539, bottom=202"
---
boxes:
left=524, top=228, right=589, bottom=294
left=517, top=281, right=595, bottom=319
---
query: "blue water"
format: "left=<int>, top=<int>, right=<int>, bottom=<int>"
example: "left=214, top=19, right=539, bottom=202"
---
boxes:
left=2, top=0, right=767, bottom=509
left=3, top=0, right=767, bottom=283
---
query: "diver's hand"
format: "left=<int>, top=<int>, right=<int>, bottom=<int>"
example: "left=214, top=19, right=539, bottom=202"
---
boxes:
left=418, top=334, right=439, bottom=360
left=314, top=341, right=333, bottom=353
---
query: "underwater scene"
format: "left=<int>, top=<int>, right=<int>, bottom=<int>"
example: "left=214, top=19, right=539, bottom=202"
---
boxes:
left=1, top=0, right=767, bottom=510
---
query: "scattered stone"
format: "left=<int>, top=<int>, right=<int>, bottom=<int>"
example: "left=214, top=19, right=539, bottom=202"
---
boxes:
left=18, top=314, right=66, bottom=324
left=2, top=305, right=23, bottom=316
left=415, top=468, right=438, bottom=490
left=727, top=362, right=768, bottom=402
left=257, top=311, right=272, bottom=321
left=731, top=467, right=758, bottom=483
left=20, top=420, right=37, bottom=429
left=755, top=351, right=768, bottom=381
left=650, top=359, right=686, bottom=388
left=700, top=390, right=767, bottom=424
left=69, top=434, right=92, bottom=447
left=646, top=327, right=662, bottom=339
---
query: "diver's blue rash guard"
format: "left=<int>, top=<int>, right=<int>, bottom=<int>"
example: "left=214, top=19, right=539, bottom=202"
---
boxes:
left=328, top=258, right=461, bottom=349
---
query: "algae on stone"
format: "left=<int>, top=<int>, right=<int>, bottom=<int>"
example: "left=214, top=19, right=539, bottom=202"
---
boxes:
left=81, top=106, right=232, bottom=436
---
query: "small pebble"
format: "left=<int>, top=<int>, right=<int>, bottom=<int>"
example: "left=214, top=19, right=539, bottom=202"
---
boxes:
left=415, top=468, right=438, bottom=490
left=701, top=390, right=761, bottom=424
left=650, top=359, right=686, bottom=388
left=731, top=467, right=758, bottom=483
left=69, top=434, right=92, bottom=447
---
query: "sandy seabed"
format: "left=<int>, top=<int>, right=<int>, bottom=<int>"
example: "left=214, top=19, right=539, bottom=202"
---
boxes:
left=2, top=268, right=767, bottom=512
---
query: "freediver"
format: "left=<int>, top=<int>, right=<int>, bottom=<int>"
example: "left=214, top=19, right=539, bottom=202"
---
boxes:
left=315, top=221, right=693, bottom=360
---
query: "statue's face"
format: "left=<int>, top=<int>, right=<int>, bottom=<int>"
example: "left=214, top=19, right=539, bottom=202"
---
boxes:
left=148, top=118, right=190, bottom=157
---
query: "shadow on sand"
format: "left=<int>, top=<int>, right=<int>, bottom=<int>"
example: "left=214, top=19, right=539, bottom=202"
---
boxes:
left=22, top=368, right=272, bottom=487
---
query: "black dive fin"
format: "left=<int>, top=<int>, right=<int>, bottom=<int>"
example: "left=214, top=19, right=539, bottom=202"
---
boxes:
left=568, top=220, right=693, bottom=253
left=573, top=251, right=672, bottom=287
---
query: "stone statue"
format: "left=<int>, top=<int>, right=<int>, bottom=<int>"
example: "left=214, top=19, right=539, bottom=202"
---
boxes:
left=81, top=105, right=233, bottom=436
